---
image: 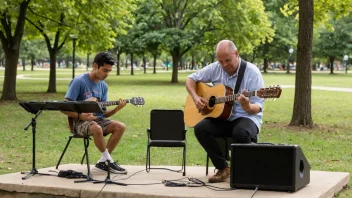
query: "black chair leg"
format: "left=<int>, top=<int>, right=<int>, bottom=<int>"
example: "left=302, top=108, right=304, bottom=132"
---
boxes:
left=183, top=146, right=186, bottom=176
left=225, top=138, right=230, bottom=161
left=74, top=137, right=97, bottom=183
left=56, top=136, right=73, bottom=169
left=83, top=138, right=92, bottom=179
left=146, top=146, right=150, bottom=172
left=81, top=138, right=89, bottom=164
left=206, top=155, right=209, bottom=176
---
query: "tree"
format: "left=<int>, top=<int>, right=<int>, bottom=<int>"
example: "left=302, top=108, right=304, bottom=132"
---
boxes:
left=314, top=16, right=352, bottom=74
left=0, top=0, right=31, bottom=100
left=25, top=0, right=135, bottom=93
left=20, top=38, right=47, bottom=71
left=151, top=0, right=216, bottom=83
left=256, top=0, right=297, bottom=73
left=133, top=0, right=165, bottom=74
left=212, top=0, right=274, bottom=54
left=289, top=0, right=314, bottom=127
left=283, top=0, right=352, bottom=127
left=152, top=0, right=273, bottom=83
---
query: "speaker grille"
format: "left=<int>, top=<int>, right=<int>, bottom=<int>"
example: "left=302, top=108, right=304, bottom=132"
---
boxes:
left=232, top=145, right=294, bottom=186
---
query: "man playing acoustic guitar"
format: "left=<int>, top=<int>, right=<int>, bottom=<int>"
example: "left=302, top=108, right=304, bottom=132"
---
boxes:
left=62, top=52, right=128, bottom=174
left=185, top=40, right=264, bottom=183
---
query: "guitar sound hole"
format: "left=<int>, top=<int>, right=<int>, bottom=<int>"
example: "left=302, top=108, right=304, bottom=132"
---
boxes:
left=208, top=96, right=216, bottom=107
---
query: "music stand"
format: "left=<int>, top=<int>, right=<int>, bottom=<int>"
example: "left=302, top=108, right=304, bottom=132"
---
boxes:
left=19, top=101, right=103, bottom=181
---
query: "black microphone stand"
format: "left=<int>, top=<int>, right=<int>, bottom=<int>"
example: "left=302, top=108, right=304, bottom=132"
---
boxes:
left=21, top=109, right=54, bottom=180
left=93, top=160, right=127, bottom=186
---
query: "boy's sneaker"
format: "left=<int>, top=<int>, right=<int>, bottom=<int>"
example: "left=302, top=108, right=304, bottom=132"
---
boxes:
left=95, top=161, right=109, bottom=172
left=109, top=161, right=128, bottom=174
left=94, top=161, right=128, bottom=174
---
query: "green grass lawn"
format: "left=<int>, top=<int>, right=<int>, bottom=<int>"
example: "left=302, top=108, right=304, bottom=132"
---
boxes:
left=0, top=68, right=351, bottom=197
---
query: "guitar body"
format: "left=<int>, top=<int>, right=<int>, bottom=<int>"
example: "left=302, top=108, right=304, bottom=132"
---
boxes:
left=184, top=83, right=234, bottom=127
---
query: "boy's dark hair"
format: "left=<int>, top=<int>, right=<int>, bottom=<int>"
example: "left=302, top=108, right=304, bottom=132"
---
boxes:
left=93, top=52, right=115, bottom=68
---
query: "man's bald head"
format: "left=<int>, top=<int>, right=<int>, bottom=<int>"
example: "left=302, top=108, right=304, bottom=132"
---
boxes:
left=215, top=40, right=239, bottom=76
left=216, top=40, right=237, bottom=55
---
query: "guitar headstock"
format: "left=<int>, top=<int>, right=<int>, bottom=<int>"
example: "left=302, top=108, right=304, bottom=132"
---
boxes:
left=257, top=85, right=282, bottom=98
left=129, top=97, right=145, bottom=107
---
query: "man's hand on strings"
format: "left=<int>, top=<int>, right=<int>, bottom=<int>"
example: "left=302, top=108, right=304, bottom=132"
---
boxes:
left=194, top=96, right=208, bottom=110
left=238, top=89, right=250, bottom=110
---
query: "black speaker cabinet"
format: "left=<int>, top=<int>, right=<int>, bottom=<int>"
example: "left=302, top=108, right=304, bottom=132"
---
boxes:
left=230, top=143, right=310, bottom=192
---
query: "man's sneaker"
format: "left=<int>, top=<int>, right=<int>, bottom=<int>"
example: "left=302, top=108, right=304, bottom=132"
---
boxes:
left=109, top=161, right=128, bottom=174
left=208, top=167, right=230, bottom=183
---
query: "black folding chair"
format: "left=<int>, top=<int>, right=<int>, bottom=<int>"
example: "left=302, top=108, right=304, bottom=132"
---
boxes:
left=146, top=109, right=187, bottom=176
left=56, top=117, right=94, bottom=182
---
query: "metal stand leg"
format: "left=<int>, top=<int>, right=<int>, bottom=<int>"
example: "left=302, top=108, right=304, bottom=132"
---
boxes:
left=75, top=138, right=97, bottom=183
left=93, top=160, right=127, bottom=186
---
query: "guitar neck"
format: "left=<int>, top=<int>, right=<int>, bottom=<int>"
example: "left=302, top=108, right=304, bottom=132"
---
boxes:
left=215, top=91, right=256, bottom=104
left=99, top=99, right=131, bottom=107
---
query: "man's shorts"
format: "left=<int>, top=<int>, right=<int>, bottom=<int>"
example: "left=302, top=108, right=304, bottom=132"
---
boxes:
left=74, top=117, right=113, bottom=137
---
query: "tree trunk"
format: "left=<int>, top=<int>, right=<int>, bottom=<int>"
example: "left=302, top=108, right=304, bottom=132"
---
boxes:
left=22, top=57, right=26, bottom=71
left=286, top=53, right=291, bottom=74
left=47, top=50, right=57, bottom=93
left=262, top=40, right=269, bottom=73
left=263, top=58, right=268, bottom=73
left=171, top=49, right=181, bottom=83
left=1, top=53, right=19, bottom=100
left=0, top=0, right=30, bottom=100
left=191, top=55, right=195, bottom=70
left=153, top=53, right=157, bottom=74
left=289, top=0, right=314, bottom=127
left=130, top=53, right=134, bottom=75
left=116, top=52, right=120, bottom=75
left=125, top=56, right=128, bottom=69
left=329, top=57, right=334, bottom=74
left=31, top=56, right=35, bottom=71
left=143, top=55, right=147, bottom=74
left=180, top=57, right=183, bottom=70
left=165, top=58, right=169, bottom=71
left=87, top=53, right=90, bottom=71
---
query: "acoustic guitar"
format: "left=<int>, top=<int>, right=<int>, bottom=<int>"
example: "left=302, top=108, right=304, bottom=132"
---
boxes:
left=68, top=96, right=145, bottom=132
left=184, top=83, right=281, bottom=127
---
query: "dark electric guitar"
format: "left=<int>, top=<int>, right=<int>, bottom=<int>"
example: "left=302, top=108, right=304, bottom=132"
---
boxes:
left=68, top=97, right=145, bottom=132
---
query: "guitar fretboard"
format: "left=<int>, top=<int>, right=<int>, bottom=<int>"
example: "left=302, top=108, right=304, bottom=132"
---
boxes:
left=215, top=91, right=256, bottom=104
left=99, top=99, right=132, bottom=107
